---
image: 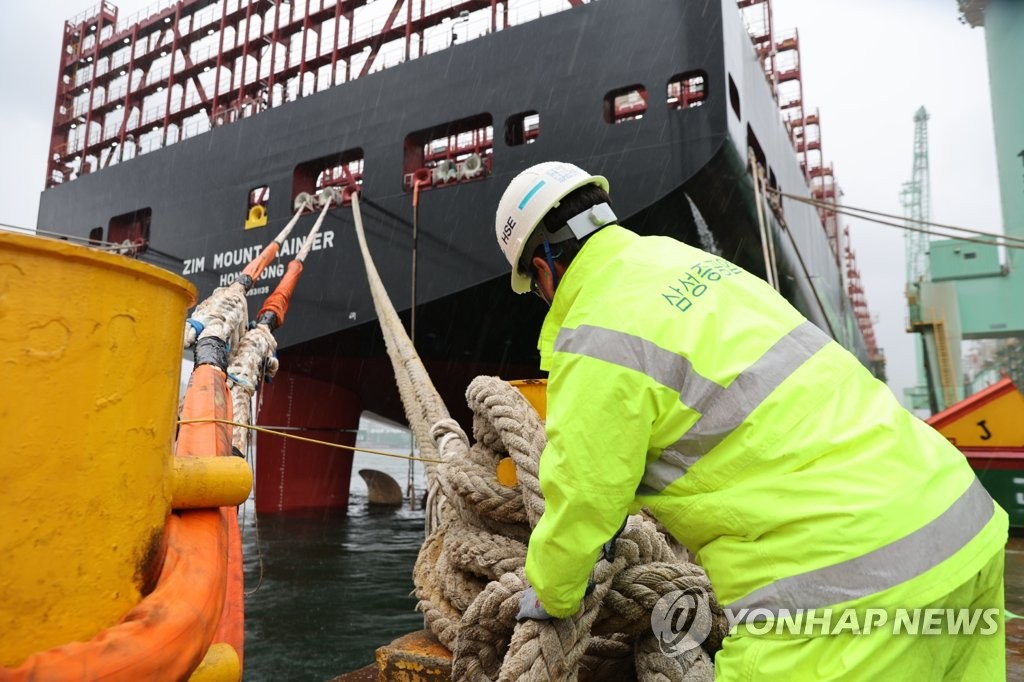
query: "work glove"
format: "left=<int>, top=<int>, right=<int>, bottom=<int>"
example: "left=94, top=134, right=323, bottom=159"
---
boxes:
left=601, top=517, right=629, bottom=564
left=517, top=586, right=553, bottom=621
left=516, top=582, right=597, bottom=621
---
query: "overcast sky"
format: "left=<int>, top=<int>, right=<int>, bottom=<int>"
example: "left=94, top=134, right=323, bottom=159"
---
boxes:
left=0, top=0, right=1002, bottom=404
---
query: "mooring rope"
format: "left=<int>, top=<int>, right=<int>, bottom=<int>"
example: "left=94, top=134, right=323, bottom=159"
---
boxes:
left=182, top=193, right=316, bottom=350
left=223, top=190, right=336, bottom=456
left=350, top=192, right=454, bottom=532
left=176, top=418, right=443, bottom=465
left=349, top=194, right=728, bottom=680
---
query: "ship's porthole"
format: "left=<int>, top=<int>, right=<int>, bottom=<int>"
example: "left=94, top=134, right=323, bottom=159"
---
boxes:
left=728, top=74, right=742, bottom=120
left=246, top=186, right=269, bottom=229
left=505, top=111, right=539, bottom=146
left=604, top=85, right=647, bottom=124
left=667, top=71, right=707, bottom=110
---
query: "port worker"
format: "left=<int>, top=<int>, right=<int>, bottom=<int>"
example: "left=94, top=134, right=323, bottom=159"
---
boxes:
left=494, top=161, right=1008, bottom=679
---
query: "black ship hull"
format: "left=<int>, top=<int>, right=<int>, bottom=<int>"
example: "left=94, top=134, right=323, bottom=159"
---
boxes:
left=38, top=0, right=868, bottom=511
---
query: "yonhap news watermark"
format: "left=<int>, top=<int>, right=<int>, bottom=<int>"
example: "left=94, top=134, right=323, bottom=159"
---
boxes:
left=651, top=589, right=1001, bottom=655
left=723, top=606, right=1001, bottom=636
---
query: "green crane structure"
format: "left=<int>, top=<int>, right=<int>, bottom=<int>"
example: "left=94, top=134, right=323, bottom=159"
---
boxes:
left=902, top=107, right=931, bottom=296
left=899, top=0, right=1024, bottom=413
left=903, top=107, right=958, bottom=414
left=954, top=0, right=1024, bottom=393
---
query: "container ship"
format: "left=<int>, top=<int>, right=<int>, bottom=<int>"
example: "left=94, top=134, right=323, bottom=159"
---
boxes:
left=36, top=0, right=884, bottom=513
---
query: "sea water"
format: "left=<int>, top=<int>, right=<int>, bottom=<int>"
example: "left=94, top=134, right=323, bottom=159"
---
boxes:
left=241, top=445, right=427, bottom=681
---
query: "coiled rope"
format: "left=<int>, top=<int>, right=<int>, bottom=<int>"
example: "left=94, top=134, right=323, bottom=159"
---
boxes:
left=349, top=194, right=728, bottom=680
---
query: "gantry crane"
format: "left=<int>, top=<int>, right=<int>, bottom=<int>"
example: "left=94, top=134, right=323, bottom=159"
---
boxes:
left=903, top=106, right=956, bottom=413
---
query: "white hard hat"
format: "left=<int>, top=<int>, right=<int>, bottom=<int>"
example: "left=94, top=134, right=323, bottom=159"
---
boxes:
left=495, top=161, right=610, bottom=293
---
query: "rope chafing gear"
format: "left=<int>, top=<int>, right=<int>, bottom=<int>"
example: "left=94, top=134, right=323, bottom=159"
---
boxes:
left=226, top=190, right=334, bottom=460
left=183, top=193, right=316, bottom=349
left=194, top=336, right=229, bottom=371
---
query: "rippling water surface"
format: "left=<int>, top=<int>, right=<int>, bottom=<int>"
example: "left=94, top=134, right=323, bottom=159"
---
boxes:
left=242, top=449, right=426, bottom=681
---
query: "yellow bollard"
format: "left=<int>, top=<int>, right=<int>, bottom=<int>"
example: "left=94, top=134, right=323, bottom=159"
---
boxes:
left=0, top=233, right=195, bottom=665
left=496, top=457, right=519, bottom=487
left=509, top=378, right=547, bottom=419
left=500, top=379, right=547, bottom=488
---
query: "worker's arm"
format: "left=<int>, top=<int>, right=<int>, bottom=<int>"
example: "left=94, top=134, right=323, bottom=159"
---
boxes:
left=524, top=350, right=652, bottom=618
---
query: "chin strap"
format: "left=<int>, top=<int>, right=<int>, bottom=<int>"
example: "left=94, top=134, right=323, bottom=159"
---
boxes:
left=542, top=239, right=561, bottom=294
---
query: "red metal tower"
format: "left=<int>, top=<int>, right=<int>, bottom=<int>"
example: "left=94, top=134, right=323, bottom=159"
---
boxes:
left=46, top=0, right=588, bottom=188
left=738, top=0, right=881, bottom=370
left=738, top=0, right=843, bottom=263
left=845, top=226, right=885, bottom=376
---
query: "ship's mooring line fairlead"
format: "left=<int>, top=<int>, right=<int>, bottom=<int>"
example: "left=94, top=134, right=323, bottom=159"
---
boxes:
left=348, top=193, right=729, bottom=681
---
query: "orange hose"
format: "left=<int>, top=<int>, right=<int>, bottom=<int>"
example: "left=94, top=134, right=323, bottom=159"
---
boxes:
left=0, top=510, right=228, bottom=681
left=257, top=260, right=303, bottom=327
left=180, top=363, right=245, bottom=669
left=178, top=364, right=234, bottom=458
left=215, top=508, right=245, bottom=668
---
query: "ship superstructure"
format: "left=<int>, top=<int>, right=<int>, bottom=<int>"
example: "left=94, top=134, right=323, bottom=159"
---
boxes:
left=39, top=0, right=883, bottom=511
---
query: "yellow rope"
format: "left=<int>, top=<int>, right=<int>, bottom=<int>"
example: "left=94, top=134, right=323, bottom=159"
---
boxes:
left=177, top=417, right=443, bottom=464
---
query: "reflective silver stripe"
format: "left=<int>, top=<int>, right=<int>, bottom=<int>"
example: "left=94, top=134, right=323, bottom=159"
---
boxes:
left=554, top=320, right=831, bottom=493
left=644, top=321, right=828, bottom=491
left=666, top=320, right=831, bottom=462
left=725, top=477, right=996, bottom=615
left=553, top=324, right=723, bottom=410
left=638, top=448, right=701, bottom=496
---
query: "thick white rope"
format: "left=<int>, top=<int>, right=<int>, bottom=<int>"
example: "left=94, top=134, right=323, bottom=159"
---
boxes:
left=349, top=197, right=727, bottom=679
left=225, top=324, right=279, bottom=455
left=350, top=192, right=453, bottom=530
left=183, top=194, right=316, bottom=349
left=185, top=283, right=249, bottom=350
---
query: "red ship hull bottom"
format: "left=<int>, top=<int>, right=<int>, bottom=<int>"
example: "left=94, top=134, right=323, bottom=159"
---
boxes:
left=255, top=369, right=360, bottom=513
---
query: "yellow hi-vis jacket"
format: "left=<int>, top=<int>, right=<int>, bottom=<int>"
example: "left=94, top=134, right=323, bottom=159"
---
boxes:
left=525, top=225, right=1007, bottom=619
